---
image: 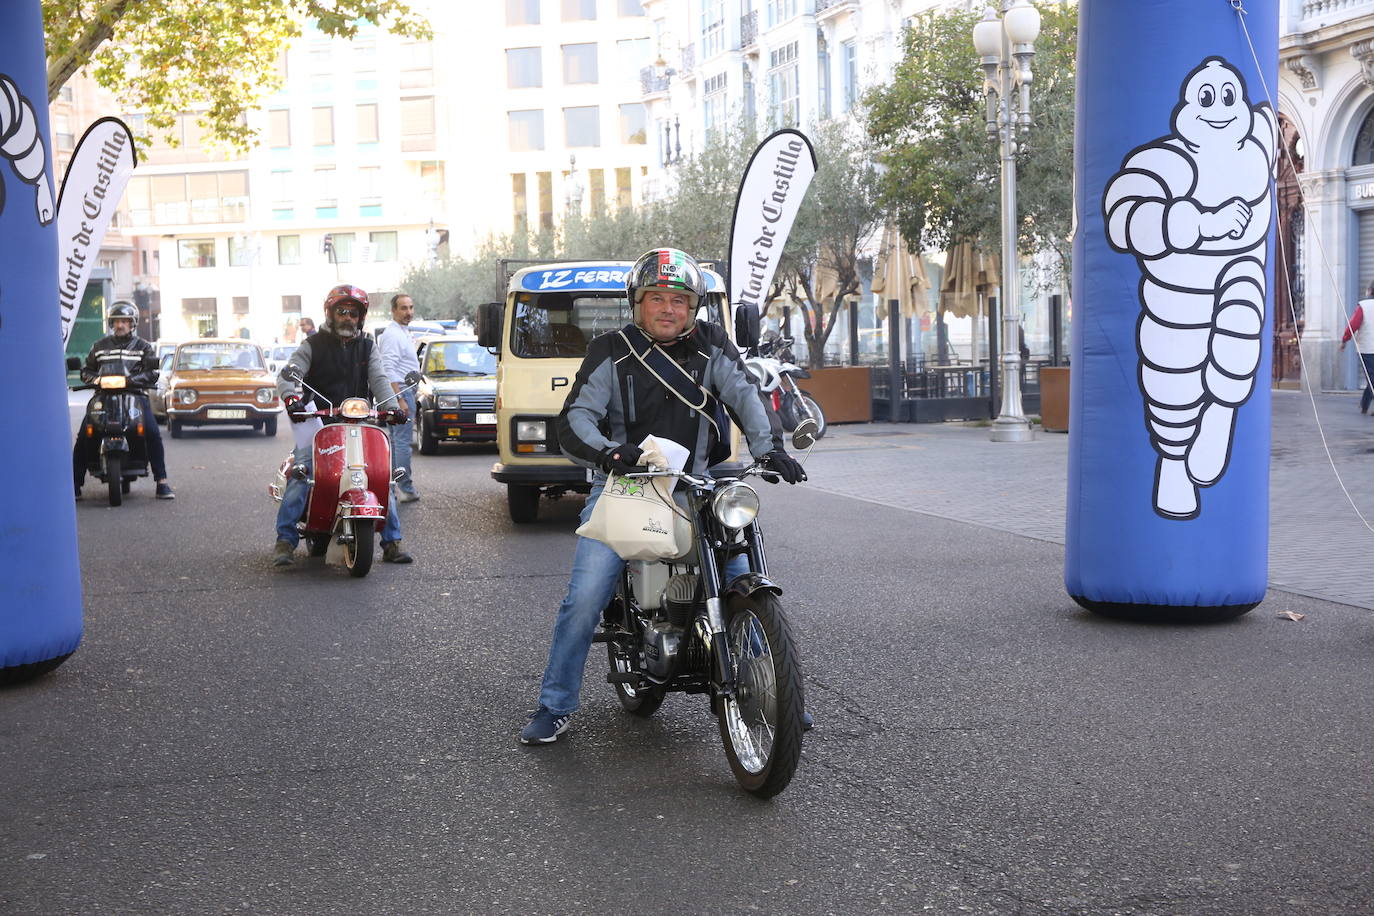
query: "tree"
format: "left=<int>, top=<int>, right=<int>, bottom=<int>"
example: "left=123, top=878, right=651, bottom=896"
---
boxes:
left=771, top=119, right=883, bottom=369
left=864, top=2, right=1076, bottom=276
left=43, top=0, right=430, bottom=151
left=397, top=234, right=514, bottom=323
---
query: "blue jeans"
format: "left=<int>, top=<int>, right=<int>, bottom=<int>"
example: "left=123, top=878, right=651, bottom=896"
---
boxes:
left=390, top=389, right=418, bottom=495
left=536, top=480, right=748, bottom=716
left=274, top=444, right=401, bottom=545
left=1360, top=353, right=1374, bottom=413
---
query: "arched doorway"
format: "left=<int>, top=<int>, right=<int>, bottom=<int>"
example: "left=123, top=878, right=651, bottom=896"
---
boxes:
left=1274, top=113, right=1305, bottom=389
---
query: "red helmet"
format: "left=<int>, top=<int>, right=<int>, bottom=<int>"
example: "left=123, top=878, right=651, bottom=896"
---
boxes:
left=323, top=284, right=370, bottom=320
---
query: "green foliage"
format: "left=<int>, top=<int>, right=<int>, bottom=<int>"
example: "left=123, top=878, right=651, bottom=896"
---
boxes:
left=864, top=2, right=1076, bottom=272
left=397, top=235, right=513, bottom=322
left=44, top=0, right=430, bottom=152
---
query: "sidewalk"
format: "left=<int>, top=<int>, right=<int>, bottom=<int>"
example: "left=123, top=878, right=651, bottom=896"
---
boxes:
left=802, top=388, right=1374, bottom=610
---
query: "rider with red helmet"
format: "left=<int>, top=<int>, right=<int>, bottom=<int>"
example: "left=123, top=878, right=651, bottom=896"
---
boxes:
left=271, top=284, right=414, bottom=567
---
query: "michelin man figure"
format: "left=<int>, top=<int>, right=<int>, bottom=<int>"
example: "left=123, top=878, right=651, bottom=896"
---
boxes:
left=1103, top=57, right=1276, bottom=520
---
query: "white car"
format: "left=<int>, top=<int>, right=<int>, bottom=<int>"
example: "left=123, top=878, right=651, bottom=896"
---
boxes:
left=265, top=344, right=298, bottom=377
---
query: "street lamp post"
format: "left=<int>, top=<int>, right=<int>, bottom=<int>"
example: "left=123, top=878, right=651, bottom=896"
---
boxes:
left=973, top=0, right=1040, bottom=443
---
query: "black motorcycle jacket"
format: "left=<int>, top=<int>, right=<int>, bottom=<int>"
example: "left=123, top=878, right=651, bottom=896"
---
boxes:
left=81, top=333, right=158, bottom=388
left=277, top=329, right=393, bottom=418
left=558, top=320, right=780, bottom=477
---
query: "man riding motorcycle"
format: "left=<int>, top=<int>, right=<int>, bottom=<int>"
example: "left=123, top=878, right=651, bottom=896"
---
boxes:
left=72, top=300, right=175, bottom=500
left=519, top=247, right=808, bottom=744
left=271, top=284, right=413, bottom=567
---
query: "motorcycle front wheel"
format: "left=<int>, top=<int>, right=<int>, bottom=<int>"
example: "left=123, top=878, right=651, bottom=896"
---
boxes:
left=718, top=592, right=804, bottom=799
left=105, top=453, right=123, bottom=507
left=343, top=519, right=375, bottom=578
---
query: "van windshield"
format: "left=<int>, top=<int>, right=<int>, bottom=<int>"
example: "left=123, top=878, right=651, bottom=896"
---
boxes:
left=510, top=292, right=630, bottom=359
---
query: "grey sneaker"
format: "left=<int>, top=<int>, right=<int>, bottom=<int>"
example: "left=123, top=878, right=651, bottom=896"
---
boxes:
left=397, top=490, right=420, bottom=503
left=382, top=541, right=413, bottom=563
left=272, top=539, right=296, bottom=567
left=520, top=707, right=571, bottom=744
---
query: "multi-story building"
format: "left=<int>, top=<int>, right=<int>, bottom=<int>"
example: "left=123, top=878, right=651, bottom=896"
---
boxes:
left=1279, top=0, right=1374, bottom=392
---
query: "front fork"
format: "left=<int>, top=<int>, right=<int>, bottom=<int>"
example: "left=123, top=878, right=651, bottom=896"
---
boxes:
left=697, top=517, right=768, bottom=697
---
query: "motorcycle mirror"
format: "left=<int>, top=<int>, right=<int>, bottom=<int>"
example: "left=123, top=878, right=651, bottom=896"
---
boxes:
left=403, top=370, right=421, bottom=387
left=65, top=356, right=81, bottom=372
left=734, top=302, right=761, bottom=349
left=280, top=364, right=302, bottom=382
left=791, top=417, right=819, bottom=451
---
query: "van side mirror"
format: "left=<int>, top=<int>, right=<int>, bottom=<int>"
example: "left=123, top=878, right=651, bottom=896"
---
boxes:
left=477, top=302, right=504, bottom=351
left=734, top=302, right=760, bottom=350
left=65, top=356, right=81, bottom=372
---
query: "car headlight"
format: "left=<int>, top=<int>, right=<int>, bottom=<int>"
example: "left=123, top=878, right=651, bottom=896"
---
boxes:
left=436, top=394, right=461, bottom=409
left=256, top=387, right=276, bottom=405
left=176, top=388, right=197, bottom=405
left=517, top=419, right=546, bottom=441
left=711, top=483, right=759, bottom=529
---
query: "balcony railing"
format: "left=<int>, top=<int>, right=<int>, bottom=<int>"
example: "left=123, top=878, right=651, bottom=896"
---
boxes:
left=640, top=65, right=669, bottom=96
left=680, top=44, right=696, bottom=77
left=740, top=10, right=758, bottom=48
left=1300, top=0, right=1374, bottom=21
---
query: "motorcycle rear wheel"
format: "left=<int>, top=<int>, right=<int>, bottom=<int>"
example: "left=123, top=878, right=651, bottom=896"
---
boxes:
left=343, top=519, right=374, bottom=578
left=606, top=642, right=666, bottom=716
left=105, top=454, right=123, bottom=507
left=717, top=592, right=804, bottom=799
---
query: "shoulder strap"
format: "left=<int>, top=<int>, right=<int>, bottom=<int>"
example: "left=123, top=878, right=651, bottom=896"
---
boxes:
left=618, top=328, right=722, bottom=437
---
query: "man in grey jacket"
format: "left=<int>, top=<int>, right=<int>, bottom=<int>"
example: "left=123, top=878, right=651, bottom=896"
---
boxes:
left=519, top=248, right=806, bottom=744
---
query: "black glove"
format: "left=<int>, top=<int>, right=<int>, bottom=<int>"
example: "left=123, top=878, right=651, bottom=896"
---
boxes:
left=381, top=409, right=406, bottom=426
left=284, top=395, right=310, bottom=424
left=761, top=448, right=807, bottom=485
left=600, top=443, right=643, bottom=475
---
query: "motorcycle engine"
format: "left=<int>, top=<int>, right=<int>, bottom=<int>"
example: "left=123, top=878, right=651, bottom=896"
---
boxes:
left=642, top=621, right=683, bottom=680
left=661, top=573, right=699, bottom=627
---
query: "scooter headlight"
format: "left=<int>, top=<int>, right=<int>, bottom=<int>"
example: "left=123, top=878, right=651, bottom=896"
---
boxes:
left=98, top=375, right=127, bottom=389
left=711, top=483, right=759, bottom=530
left=339, top=398, right=370, bottom=419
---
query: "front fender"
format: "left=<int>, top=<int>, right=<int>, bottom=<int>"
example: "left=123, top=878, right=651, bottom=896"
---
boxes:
left=100, top=437, right=129, bottom=455
left=723, top=571, right=783, bottom=602
left=337, top=488, right=385, bottom=521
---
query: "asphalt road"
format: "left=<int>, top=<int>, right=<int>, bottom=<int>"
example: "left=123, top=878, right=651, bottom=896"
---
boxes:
left=2, top=412, right=1372, bottom=914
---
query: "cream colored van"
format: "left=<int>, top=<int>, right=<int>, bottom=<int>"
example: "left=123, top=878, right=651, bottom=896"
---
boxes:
left=478, top=259, right=745, bottom=523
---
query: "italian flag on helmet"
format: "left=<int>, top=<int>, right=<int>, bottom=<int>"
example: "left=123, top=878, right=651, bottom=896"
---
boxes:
left=628, top=247, right=706, bottom=306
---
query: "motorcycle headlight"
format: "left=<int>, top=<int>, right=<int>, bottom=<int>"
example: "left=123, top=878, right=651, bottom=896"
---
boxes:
left=711, top=483, right=759, bottom=530
left=339, top=398, right=370, bottom=419
left=256, top=387, right=276, bottom=405
left=436, top=394, right=461, bottom=409
left=176, top=388, right=197, bottom=405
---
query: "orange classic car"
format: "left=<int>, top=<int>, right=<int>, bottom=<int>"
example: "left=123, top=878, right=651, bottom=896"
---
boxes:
left=155, top=339, right=283, bottom=437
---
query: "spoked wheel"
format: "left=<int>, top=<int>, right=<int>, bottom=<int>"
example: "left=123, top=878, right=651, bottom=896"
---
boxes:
left=343, top=519, right=375, bottom=578
left=105, top=454, right=123, bottom=507
left=796, top=391, right=826, bottom=439
left=606, top=642, right=666, bottom=717
left=717, top=592, right=804, bottom=799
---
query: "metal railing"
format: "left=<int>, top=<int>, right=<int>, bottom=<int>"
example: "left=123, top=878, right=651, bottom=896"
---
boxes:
left=740, top=10, right=758, bottom=48
left=1300, top=0, right=1374, bottom=20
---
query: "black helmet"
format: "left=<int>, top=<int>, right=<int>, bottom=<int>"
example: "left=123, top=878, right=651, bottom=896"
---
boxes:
left=626, top=248, right=707, bottom=316
left=107, top=300, right=138, bottom=333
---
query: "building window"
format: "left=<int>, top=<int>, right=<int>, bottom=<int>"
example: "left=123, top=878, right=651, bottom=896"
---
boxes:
left=228, top=236, right=254, bottom=267
left=59, top=85, right=74, bottom=102
left=565, top=106, right=601, bottom=147
left=616, top=166, right=632, bottom=210
left=512, top=173, right=529, bottom=233
left=309, top=46, right=331, bottom=73
left=315, top=167, right=337, bottom=207
left=282, top=295, right=302, bottom=313
left=401, top=41, right=434, bottom=89
left=331, top=232, right=355, bottom=263
left=356, top=103, right=379, bottom=144
left=312, top=106, right=334, bottom=146
left=232, top=296, right=250, bottom=315
left=370, top=230, right=397, bottom=261
left=1354, top=108, right=1374, bottom=165
left=54, top=113, right=75, bottom=151
left=704, top=72, right=727, bottom=135
left=506, top=0, right=539, bottom=26
left=268, top=109, right=291, bottom=148
left=768, top=41, right=799, bottom=128
left=508, top=109, right=545, bottom=151
left=563, top=43, right=599, bottom=85
left=278, top=235, right=302, bottom=265
left=589, top=168, right=605, bottom=217
left=353, top=41, right=377, bottom=69
left=841, top=40, right=858, bottom=111
left=617, top=38, right=650, bottom=83
left=765, top=0, right=797, bottom=28
left=562, top=0, right=596, bottom=21
left=619, top=0, right=645, bottom=15
left=537, top=171, right=553, bottom=230
left=701, top=0, right=725, bottom=59
left=619, top=103, right=646, bottom=145
left=270, top=169, right=293, bottom=205
left=400, top=96, right=436, bottom=151
left=507, top=47, right=542, bottom=88
left=419, top=160, right=445, bottom=201
left=178, top=239, right=216, bottom=269
left=358, top=166, right=382, bottom=214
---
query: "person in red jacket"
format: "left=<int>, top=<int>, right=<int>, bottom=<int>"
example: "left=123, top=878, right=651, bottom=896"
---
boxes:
left=1339, top=283, right=1374, bottom=414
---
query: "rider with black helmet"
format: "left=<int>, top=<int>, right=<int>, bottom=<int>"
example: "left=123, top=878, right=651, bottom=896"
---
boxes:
left=72, top=301, right=175, bottom=500
left=519, top=248, right=807, bottom=744
left=271, top=284, right=414, bottom=567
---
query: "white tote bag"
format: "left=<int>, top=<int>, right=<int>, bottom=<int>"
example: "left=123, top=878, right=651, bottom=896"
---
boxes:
left=576, top=436, right=686, bottom=560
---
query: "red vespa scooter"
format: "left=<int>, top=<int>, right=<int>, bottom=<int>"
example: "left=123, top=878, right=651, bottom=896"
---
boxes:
left=268, top=366, right=417, bottom=577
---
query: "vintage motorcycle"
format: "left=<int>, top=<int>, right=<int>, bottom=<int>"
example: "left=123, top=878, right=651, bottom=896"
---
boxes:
left=267, top=366, right=416, bottom=577
left=71, top=367, right=153, bottom=507
left=593, top=418, right=819, bottom=798
left=744, top=334, right=826, bottom=439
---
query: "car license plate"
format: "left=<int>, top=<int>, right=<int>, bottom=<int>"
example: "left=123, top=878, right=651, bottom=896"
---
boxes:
left=445, top=428, right=463, bottom=438
left=207, top=409, right=246, bottom=419
left=476, top=413, right=497, bottom=425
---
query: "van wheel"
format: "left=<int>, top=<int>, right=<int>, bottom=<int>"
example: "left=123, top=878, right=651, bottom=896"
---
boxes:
left=507, top=484, right=539, bottom=523
left=169, top=420, right=183, bottom=439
